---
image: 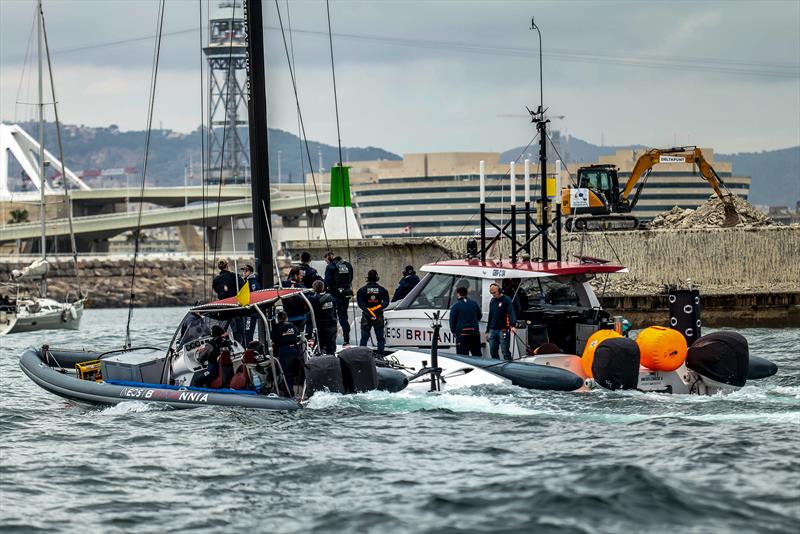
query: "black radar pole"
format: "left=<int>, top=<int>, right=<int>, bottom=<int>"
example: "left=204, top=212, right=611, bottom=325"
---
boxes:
left=530, top=17, right=550, bottom=261
left=244, top=0, right=274, bottom=289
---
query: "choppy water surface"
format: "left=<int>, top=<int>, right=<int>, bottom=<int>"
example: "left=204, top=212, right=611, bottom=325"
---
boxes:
left=1, top=308, right=798, bottom=533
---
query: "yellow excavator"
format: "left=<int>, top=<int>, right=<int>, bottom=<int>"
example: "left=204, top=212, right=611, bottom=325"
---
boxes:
left=561, top=146, right=740, bottom=231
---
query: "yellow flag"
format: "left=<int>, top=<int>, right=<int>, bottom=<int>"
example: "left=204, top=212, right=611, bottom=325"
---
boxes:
left=235, top=282, right=250, bottom=306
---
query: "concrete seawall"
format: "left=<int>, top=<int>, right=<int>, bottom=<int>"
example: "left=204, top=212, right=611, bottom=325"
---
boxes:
left=2, top=226, right=797, bottom=325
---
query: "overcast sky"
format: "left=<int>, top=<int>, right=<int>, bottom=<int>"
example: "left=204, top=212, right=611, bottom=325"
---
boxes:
left=1, top=0, right=798, bottom=155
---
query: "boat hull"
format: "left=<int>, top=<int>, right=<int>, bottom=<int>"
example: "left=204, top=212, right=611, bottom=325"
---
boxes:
left=1, top=299, right=84, bottom=335
left=19, top=348, right=300, bottom=411
left=444, top=354, right=585, bottom=391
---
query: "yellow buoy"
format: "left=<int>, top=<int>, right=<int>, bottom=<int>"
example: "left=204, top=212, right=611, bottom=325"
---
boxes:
left=636, top=326, right=687, bottom=372
left=581, top=329, right=622, bottom=378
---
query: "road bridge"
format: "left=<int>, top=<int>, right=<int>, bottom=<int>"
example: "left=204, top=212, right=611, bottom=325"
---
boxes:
left=0, top=195, right=329, bottom=250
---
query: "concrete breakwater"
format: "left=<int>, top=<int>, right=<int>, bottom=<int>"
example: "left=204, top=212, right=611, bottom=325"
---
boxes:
left=1, top=226, right=797, bottom=325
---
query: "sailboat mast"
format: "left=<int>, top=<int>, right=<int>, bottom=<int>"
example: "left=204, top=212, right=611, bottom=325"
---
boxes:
left=244, top=0, right=273, bottom=289
left=37, top=0, right=46, bottom=262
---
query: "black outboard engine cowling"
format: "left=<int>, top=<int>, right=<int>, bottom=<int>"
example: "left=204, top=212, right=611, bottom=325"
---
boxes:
left=686, top=331, right=749, bottom=387
left=305, top=355, right=346, bottom=394
left=592, top=338, right=640, bottom=391
left=338, top=347, right=379, bottom=393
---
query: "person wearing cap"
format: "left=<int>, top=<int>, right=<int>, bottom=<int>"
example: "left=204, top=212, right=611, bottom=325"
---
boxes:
left=298, top=251, right=321, bottom=289
left=240, top=264, right=260, bottom=343
left=323, top=251, right=354, bottom=346
left=212, top=259, right=244, bottom=299
left=357, top=269, right=390, bottom=355
left=391, top=265, right=420, bottom=303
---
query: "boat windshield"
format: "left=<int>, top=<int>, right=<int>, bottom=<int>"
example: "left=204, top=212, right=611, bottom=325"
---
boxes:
left=405, top=273, right=483, bottom=310
left=175, top=312, right=231, bottom=349
left=518, top=277, right=580, bottom=307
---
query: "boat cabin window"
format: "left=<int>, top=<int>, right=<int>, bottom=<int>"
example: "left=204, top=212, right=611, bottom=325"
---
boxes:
left=406, top=274, right=482, bottom=310
left=518, top=277, right=580, bottom=307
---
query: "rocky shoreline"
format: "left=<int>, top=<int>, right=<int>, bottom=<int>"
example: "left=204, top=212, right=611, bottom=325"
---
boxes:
left=2, top=226, right=798, bottom=325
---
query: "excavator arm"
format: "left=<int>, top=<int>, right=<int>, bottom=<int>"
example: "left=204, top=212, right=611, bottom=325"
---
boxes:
left=620, top=146, right=739, bottom=226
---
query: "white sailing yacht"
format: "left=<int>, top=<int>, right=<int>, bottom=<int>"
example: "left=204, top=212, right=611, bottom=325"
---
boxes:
left=0, top=0, right=85, bottom=336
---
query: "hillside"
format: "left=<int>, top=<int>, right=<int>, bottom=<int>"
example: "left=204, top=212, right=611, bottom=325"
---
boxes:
left=3, top=121, right=400, bottom=187
left=502, top=134, right=799, bottom=207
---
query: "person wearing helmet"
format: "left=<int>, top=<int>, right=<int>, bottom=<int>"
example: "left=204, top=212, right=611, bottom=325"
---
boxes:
left=357, top=269, right=390, bottom=355
left=391, top=265, right=420, bottom=302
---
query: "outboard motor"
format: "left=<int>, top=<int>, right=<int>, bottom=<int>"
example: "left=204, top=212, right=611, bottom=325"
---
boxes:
left=592, top=338, right=640, bottom=391
left=686, top=331, right=749, bottom=388
left=338, top=347, right=379, bottom=393
left=305, top=355, right=346, bottom=395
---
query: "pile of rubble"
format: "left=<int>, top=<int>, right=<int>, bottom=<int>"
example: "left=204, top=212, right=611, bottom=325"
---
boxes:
left=648, top=195, right=778, bottom=229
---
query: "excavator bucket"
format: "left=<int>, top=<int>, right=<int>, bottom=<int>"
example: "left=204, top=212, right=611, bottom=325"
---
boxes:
left=721, top=196, right=740, bottom=227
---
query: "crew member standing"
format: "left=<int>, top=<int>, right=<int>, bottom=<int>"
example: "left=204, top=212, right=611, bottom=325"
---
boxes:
left=212, top=259, right=245, bottom=343
left=281, top=267, right=309, bottom=333
left=486, top=283, right=517, bottom=360
left=323, top=251, right=354, bottom=346
left=391, top=265, right=420, bottom=302
left=449, top=286, right=482, bottom=356
left=298, top=251, right=321, bottom=288
left=357, top=269, right=389, bottom=355
left=212, top=259, right=243, bottom=299
left=271, top=310, right=304, bottom=397
left=309, top=280, right=338, bottom=355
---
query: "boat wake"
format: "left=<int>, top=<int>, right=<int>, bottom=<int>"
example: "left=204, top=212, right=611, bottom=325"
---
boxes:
left=305, top=388, right=541, bottom=417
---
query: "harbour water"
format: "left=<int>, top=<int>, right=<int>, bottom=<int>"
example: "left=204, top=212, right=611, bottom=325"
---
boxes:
left=1, top=308, right=798, bottom=533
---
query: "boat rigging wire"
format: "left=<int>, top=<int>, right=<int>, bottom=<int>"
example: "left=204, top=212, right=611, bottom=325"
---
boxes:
left=284, top=0, right=311, bottom=241
left=324, top=0, right=356, bottom=328
left=40, top=4, right=83, bottom=298
left=199, top=0, right=208, bottom=300
left=273, top=0, right=329, bottom=248
left=124, top=0, right=166, bottom=349
left=13, top=10, right=37, bottom=122
left=210, top=2, right=240, bottom=275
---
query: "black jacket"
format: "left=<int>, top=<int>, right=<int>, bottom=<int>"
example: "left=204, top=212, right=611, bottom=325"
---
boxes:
left=449, top=297, right=482, bottom=334
left=324, top=257, right=354, bottom=297
left=486, top=295, right=516, bottom=332
left=357, top=282, right=390, bottom=320
left=298, top=262, right=322, bottom=289
left=212, top=270, right=244, bottom=299
left=309, top=292, right=338, bottom=328
left=271, top=321, right=300, bottom=349
left=391, top=274, right=420, bottom=302
left=280, top=280, right=308, bottom=319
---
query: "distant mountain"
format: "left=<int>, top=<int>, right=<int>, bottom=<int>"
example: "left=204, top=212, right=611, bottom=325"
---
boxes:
left=502, top=133, right=800, bottom=207
left=715, top=147, right=799, bottom=207
left=2, top=121, right=400, bottom=187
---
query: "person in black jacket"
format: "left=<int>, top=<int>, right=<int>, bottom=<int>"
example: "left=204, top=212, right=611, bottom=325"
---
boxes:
left=212, top=259, right=244, bottom=299
left=271, top=310, right=304, bottom=396
left=281, top=267, right=309, bottom=333
left=449, top=286, right=482, bottom=356
left=391, top=265, right=420, bottom=302
left=323, top=251, right=354, bottom=346
left=486, top=283, right=517, bottom=360
left=298, top=251, right=322, bottom=289
left=357, top=269, right=389, bottom=355
left=309, top=280, right=338, bottom=355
